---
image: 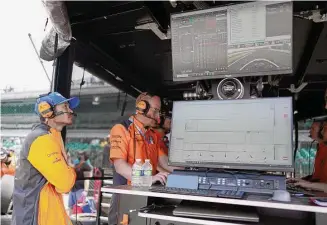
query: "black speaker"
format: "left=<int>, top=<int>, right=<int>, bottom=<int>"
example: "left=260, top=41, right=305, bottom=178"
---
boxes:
left=211, top=78, right=250, bottom=100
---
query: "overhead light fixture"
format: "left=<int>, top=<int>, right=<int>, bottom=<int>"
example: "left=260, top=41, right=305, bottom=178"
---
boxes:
left=92, top=96, right=100, bottom=105
left=170, top=0, right=177, bottom=8
left=135, top=22, right=169, bottom=40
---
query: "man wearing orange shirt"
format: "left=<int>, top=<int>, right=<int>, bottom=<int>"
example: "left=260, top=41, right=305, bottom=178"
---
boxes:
left=154, top=111, right=182, bottom=172
left=12, top=92, right=79, bottom=225
left=0, top=149, right=15, bottom=177
left=108, top=93, right=176, bottom=225
left=289, top=90, right=327, bottom=192
left=154, top=110, right=171, bottom=152
left=109, top=93, right=174, bottom=185
left=292, top=121, right=327, bottom=192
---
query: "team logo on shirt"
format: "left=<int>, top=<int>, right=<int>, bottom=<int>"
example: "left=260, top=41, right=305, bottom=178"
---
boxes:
left=149, top=136, right=154, bottom=144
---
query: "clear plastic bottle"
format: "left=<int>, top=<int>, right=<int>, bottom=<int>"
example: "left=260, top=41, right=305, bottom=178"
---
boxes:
left=131, top=159, right=143, bottom=186
left=142, top=159, right=153, bottom=187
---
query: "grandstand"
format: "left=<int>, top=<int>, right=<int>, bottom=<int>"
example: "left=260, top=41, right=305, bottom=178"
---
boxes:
left=1, top=69, right=136, bottom=166
left=0, top=68, right=317, bottom=173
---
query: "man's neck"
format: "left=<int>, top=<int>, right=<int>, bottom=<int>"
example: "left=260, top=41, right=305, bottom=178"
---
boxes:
left=45, top=121, right=64, bottom=132
left=134, top=114, right=147, bottom=128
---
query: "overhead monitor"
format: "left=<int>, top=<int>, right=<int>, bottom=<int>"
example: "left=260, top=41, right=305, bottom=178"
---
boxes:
left=171, top=1, right=293, bottom=81
left=169, top=97, right=294, bottom=172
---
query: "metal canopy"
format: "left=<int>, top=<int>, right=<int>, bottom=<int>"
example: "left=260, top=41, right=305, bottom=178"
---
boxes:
left=54, top=1, right=327, bottom=118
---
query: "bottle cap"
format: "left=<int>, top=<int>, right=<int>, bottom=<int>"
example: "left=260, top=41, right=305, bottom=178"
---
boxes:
left=145, top=159, right=150, bottom=162
left=136, top=159, right=141, bottom=162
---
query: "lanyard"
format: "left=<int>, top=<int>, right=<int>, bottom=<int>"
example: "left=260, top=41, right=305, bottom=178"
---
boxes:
left=129, top=117, right=154, bottom=144
left=130, top=117, right=151, bottom=161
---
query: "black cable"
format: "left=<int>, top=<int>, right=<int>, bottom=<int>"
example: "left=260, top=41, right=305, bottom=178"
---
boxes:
left=222, top=170, right=240, bottom=192
left=116, top=90, right=121, bottom=109
left=52, top=33, right=59, bottom=91
left=121, top=93, right=128, bottom=116
left=78, top=66, right=86, bottom=99
left=44, top=18, right=48, bottom=31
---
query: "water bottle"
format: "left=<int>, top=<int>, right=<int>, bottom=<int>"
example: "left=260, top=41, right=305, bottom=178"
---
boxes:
left=142, top=159, right=153, bottom=187
left=131, top=159, right=143, bottom=186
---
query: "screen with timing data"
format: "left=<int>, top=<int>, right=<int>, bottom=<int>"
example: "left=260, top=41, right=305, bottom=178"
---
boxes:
left=171, top=1, right=293, bottom=81
left=169, top=97, right=293, bottom=172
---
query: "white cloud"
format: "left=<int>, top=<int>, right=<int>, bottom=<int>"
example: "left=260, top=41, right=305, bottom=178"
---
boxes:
left=0, top=0, right=53, bottom=92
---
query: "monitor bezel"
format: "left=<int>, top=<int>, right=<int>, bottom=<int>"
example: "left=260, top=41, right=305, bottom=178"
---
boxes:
left=167, top=97, right=294, bottom=173
left=170, top=1, right=294, bottom=82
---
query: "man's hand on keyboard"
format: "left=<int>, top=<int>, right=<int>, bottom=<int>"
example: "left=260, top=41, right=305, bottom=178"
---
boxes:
left=152, top=172, right=169, bottom=185
left=286, top=177, right=303, bottom=184
left=293, top=180, right=327, bottom=193
left=293, top=180, right=313, bottom=190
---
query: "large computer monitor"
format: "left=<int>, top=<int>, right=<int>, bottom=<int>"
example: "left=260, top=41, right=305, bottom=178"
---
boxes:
left=168, top=97, right=294, bottom=172
left=171, top=1, right=293, bottom=81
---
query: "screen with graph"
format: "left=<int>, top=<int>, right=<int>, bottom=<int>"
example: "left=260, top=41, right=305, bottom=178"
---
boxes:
left=171, top=1, right=293, bottom=81
left=169, top=98, right=293, bottom=171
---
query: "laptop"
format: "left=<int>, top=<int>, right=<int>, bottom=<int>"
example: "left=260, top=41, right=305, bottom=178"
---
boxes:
left=173, top=200, right=259, bottom=223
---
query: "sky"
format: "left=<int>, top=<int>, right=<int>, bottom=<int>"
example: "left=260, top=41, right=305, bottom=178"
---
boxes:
left=0, top=0, right=106, bottom=94
left=0, top=0, right=57, bottom=92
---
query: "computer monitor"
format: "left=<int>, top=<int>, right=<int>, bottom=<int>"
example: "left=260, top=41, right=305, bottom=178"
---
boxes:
left=168, top=97, right=294, bottom=172
left=171, top=1, right=293, bottom=81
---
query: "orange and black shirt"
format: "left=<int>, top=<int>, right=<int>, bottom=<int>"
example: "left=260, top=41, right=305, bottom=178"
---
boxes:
left=109, top=117, right=166, bottom=184
left=12, top=123, right=76, bottom=225
left=154, top=130, right=169, bottom=156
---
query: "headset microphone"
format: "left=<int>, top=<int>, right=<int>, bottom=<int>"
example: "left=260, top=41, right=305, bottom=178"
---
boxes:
left=55, top=111, right=77, bottom=117
left=145, top=114, right=158, bottom=125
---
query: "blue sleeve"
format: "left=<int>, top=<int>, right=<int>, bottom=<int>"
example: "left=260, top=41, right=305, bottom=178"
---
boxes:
left=86, top=159, right=92, bottom=167
left=73, top=159, right=80, bottom=165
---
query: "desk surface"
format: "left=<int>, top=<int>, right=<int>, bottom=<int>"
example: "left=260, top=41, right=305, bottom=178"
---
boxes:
left=101, top=185, right=327, bottom=214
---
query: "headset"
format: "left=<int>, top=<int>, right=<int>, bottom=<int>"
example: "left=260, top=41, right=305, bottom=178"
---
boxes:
left=159, top=115, right=165, bottom=128
left=159, top=109, right=172, bottom=130
left=310, top=120, right=327, bottom=147
left=37, top=92, right=55, bottom=118
left=135, top=92, right=152, bottom=115
left=37, top=92, right=77, bottom=119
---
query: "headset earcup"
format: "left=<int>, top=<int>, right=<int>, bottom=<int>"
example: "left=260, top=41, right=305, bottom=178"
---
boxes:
left=38, top=101, right=53, bottom=118
left=136, top=100, right=150, bottom=115
left=143, top=101, right=150, bottom=115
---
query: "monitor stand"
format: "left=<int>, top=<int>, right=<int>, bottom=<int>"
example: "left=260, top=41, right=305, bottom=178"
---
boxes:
left=166, top=169, right=286, bottom=195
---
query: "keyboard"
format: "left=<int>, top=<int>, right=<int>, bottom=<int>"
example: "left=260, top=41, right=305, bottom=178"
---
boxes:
left=149, top=186, right=245, bottom=199
left=287, top=183, right=315, bottom=196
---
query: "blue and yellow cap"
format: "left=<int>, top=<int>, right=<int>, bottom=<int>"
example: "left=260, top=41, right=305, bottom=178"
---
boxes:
left=34, top=92, right=80, bottom=116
